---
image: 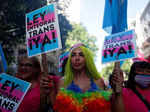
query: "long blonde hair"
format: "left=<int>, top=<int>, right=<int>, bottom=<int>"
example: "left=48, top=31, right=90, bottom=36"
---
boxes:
left=64, top=45, right=101, bottom=87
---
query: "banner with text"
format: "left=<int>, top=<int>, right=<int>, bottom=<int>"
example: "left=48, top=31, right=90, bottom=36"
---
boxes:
left=0, top=73, right=31, bottom=112
left=102, top=30, right=137, bottom=64
left=26, top=3, right=62, bottom=57
left=58, top=51, right=69, bottom=72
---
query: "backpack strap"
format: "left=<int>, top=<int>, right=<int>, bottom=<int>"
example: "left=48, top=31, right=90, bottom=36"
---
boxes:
left=131, top=88, right=150, bottom=110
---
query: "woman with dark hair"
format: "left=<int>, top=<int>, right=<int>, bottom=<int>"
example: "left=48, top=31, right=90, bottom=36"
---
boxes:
left=127, top=61, right=150, bottom=88
left=41, top=43, right=112, bottom=112
left=16, top=56, right=41, bottom=112
left=112, top=61, right=150, bottom=112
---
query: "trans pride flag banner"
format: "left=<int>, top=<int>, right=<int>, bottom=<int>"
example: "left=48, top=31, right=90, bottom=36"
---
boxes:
left=102, top=0, right=128, bottom=66
left=102, top=0, right=128, bottom=34
left=0, top=73, right=31, bottom=112
left=102, top=30, right=137, bottom=64
left=26, top=3, right=62, bottom=57
left=58, top=51, right=69, bottom=72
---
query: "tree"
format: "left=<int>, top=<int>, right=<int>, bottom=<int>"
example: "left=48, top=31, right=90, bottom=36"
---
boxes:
left=100, top=59, right=132, bottom=80
left=65, top=23, right=99, bottom=56
left=0, top=0, right=47, bottom=64
left=0, top=0, right=72, bottom=65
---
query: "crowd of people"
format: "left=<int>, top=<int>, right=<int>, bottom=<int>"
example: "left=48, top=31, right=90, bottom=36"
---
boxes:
left=41, top=43, right=112, bottom=112
left=40, top=43, right=150, bottom=112
left=1, top=43, right=150, bottom=112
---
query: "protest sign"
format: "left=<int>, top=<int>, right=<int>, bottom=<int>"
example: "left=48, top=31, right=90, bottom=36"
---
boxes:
left=0, top=73, right=31, bottom=112
left=102, top=30, right=137, bottom=64
left=58, top=51, right=69, bottom=72
left=26, top=3, right=62, bottom=57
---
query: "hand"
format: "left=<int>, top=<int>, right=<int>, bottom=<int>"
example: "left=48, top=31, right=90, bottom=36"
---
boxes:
left=40, top=75, right=54, bottom=95
left=112, top=62, right=124, bottom=94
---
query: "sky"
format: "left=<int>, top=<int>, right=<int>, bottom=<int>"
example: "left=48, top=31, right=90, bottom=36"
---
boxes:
left=67, top=0, right=149, bottom=71
left=79, top=0, right=150, bottom=71
left=80, top=0, right=150, bottom=34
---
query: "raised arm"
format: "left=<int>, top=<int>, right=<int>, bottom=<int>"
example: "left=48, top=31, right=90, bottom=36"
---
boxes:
left=111, top=62, right=125, bottom=112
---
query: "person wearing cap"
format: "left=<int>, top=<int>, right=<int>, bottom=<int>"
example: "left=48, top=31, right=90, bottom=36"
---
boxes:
left=111, top=60, right=150, bottom=112
left=40, top=43, right=112, bottom=112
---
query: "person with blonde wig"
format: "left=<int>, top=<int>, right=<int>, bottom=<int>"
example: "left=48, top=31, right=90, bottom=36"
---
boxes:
left=40, top=43, right=112, bottom=112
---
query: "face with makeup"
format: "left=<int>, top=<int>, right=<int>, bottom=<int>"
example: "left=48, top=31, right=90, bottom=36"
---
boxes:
left=71, top=47, right=86, bottom=71
left=17, top=57, right=40, bottom=81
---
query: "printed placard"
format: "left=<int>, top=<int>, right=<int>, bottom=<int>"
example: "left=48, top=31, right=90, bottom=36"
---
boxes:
left=58, top=51, right=69, bottom=72
left=0, top=73, right=31, bottom=112
left=26, top=3, right=62, bottom=57
left=102, top=30, right=137, bottom=64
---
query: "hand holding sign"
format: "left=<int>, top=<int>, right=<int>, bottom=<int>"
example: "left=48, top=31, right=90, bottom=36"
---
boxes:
left=102, top=30, right=137, bottom=64
left=112, top=62, right=124, bottom=94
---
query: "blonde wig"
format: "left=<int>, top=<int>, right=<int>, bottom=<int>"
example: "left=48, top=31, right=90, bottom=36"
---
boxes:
left=64, top=45, right=101, bottom=87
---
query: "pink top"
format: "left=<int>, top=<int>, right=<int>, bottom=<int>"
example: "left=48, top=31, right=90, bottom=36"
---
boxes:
left=52, top=75, right=61, bottom=94
left=122, top=88, right=150, bottom=112
left=17, top=83, right=40, bottom=112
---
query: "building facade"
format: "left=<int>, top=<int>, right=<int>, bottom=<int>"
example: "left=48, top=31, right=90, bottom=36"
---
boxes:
left=135, top=1, right=150, bottom=58
left=128, top=1, right=150, bottom=58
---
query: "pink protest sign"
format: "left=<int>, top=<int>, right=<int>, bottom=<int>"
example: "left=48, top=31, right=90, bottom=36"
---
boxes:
left=102, top=30, right=137, bottom=64
left=0, top=73, right=31, bottom=112
left=26, top=3, right=62, bottom=57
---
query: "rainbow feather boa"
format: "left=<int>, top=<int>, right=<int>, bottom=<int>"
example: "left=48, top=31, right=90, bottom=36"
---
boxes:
left=53, top=88, right=112, bottom=112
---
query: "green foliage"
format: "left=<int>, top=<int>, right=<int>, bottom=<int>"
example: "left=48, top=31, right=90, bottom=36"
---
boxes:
left=100, top=60, right=132, bottom=80
left=101, top=63, right=114, bottom=80
left=0, top=0, right=47, bottom=64
left=121, top=60, right=132, bottom=79
left=0, top=0, right=72, bottom=65
left=65, top=23, right=98, bottom=56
